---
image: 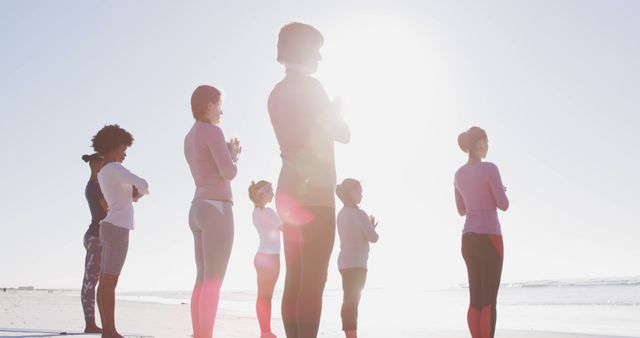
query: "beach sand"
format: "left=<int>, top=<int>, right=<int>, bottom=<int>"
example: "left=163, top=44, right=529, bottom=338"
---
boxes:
left=0, top=290, right=635, bottom=338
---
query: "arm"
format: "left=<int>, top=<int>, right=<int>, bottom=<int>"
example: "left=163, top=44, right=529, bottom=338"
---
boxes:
left=113, top=165, right=149, bottom=195
left=98, top=198, right=109, bottom=212
left=206, top=127, right=238, bottom=180
left=454, top=185, right=466, bottom=216
left=358, top=211, right=379, bottom=243
left=329, top=97, right=350, bottom=144
left=268, top=208, right=284, bottom=231
left=310, top=80, right=350, bottom=144
left=488, top=164, right=509, bottom=211
left=95, top=185, right=109, bottom=212
left=330, top=112, right=350, bottom=144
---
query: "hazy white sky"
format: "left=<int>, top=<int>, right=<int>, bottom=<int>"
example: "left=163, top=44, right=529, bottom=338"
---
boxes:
left=1, top=0, right=638, bottom=292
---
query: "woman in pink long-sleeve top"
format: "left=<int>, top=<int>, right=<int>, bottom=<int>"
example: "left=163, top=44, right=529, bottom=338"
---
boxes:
left=184, top=85, right=241, bottom=338
left=454, top=126, right=509, bottom=338
left=268, top=22, right=350, bottom=338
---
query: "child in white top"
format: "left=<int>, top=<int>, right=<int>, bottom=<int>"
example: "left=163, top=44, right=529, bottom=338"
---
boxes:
left=336, top=178, right=379, bottom=338
left=249, top=180, right=282, bottom=338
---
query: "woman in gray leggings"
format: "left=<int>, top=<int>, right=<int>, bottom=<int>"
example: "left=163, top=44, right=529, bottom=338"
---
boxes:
left=92, top=125, right=149, bottom=338
left=184, top=85, right=241, bottom=338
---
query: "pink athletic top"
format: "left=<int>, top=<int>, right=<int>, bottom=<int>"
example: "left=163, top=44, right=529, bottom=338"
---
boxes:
left=184, top=121, right=237, bottom=203
left=454, top=161, right=509, bottom=235
left=268, top=73, right=350, bottom=208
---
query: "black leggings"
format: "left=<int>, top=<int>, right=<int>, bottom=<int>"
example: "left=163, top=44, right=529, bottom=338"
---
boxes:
left=340, top=268, right=367, bottom=331
left=462, top=232, right=503, bottom=338
left=281, top=206, right=335, bottom=338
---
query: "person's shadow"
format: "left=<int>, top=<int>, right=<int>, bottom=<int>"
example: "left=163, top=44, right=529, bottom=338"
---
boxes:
left=0, top=328, right=94, bottom=337
left=0, top=329, right=152, bottom=338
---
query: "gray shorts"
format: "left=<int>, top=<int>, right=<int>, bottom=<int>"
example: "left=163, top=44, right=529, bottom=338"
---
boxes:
left=99, top=222, right=129, bottom=275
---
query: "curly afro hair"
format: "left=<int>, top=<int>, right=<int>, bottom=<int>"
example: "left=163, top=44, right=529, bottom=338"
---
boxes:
left=91, top=124, right=134, bottom=156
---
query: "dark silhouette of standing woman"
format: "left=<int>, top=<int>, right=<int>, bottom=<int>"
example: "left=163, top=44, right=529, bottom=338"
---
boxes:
left=454, top=127, right=509, bottom=338
left=268, top=22, right=350, bottom=338
left=80, top=153, right=107, bottom=334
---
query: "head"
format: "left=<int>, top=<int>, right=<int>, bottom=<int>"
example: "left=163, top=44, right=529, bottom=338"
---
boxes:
left=249, top=180, right=274, bottom=209
left=336, top=178, right=362, bottom=207
left=277, top=22, right=324, bottom=73
left=82, top=153, right=103, bottom=173
left=458, top=126, right=488, bottom=160
left=191, top=85, right=223, bottom=124
left=91, top=124, right=134, bottom=163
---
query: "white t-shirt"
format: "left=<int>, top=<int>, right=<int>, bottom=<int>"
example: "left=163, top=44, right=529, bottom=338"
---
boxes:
left=253, top=207, right=282, bottom=254
left=98, top=162, right=149, bottom=230
left=337, top=207, right=379, bottom=269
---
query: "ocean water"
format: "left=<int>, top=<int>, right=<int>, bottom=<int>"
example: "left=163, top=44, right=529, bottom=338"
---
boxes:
left=117, top=277, right=640, bottom=337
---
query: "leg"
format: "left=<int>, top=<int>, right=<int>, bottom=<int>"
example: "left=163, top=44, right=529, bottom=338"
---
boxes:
left=462, top=234, right=482, bottom=338
left=97, top=223, right=129, bottom=338
left=81, top=233, right=103, bottom=333
left=195, top=202, right=234, bottom=338
left=189, top=203, right=204, bottom=338
left=340, top=268, right=367, bottom=337
left=479, top=235, right=503, bottom=338
left=255, top=253, right=280, bottom=336
left=296, top=207, right=336, bottom=338
left=281, top=223, right=303, bottom=338
left=97, top=274, right=123, bottom=338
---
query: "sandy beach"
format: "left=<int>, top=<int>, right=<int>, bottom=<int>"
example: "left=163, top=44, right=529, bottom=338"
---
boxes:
left=1, top=290, right=636, bottom=338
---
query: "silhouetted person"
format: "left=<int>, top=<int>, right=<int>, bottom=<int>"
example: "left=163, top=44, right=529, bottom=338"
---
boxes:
left=80, top=153, right=107, bottom=334
left=336, top=179, right=379, bottom=338
left=454, top=127, right=509, bottom=338
left=249, top=180, right=282, bottom=338
left=268, top=22, right=350, bottom=338
left=185, top=85, right=241, bottom=338
left=93, top=125, right=149, bottom=338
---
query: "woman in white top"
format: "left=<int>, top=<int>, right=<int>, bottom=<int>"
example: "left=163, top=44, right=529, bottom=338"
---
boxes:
left=248, top=180, right=282, bottom=338
left=336, top=179, right=379, bottom=338
left=92, top=124, right=149, bottom=338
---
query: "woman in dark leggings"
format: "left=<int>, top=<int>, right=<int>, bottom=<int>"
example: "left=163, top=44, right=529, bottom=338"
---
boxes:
left=268, top=22, right=350, bottom=338
left=454, top=127, right=509, bottom=338
left=80, top=153, right=107, bottom=333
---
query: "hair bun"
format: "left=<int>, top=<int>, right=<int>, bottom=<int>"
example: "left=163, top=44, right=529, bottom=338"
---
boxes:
left=457, top=132, right=470, bottom=153
left=82, top=153, right=102, bottom=163
left=457, top=126, right=487, bottom=154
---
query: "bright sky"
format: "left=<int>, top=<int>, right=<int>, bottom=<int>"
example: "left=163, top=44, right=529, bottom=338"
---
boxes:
left=1, top=1, right=638, bottom=292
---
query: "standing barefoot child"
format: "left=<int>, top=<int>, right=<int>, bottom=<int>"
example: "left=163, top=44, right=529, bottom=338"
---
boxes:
left=249, top=180, right=282, bottom=338
left=336, top=179, right=379, bottom=338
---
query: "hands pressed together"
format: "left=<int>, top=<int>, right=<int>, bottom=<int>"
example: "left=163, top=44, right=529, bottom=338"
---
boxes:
left=227, top=137, right=242, bottom=163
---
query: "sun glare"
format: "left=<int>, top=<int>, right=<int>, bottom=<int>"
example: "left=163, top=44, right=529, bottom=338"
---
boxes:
left=320, top=14, right=455, bottom=165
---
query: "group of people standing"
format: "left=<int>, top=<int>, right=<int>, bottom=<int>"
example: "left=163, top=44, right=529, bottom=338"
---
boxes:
left=78, top=21, right=509, bottom=338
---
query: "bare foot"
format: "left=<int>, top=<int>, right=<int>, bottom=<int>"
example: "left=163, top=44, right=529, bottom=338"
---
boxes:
left=84, top=324, right=103, bottom=333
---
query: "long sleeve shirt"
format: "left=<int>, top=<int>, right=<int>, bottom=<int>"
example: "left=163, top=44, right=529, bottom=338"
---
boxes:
left=268, top=73, right=350, bottom=209
left=454, top=161, right=509, bottom=235
left=253, top=207, right=283, bottom=255
left=184, top=121, right=237, bottom=203
left=97, top=162, right=149, bottom=230
left=337, top=207, right=379, bottom=269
